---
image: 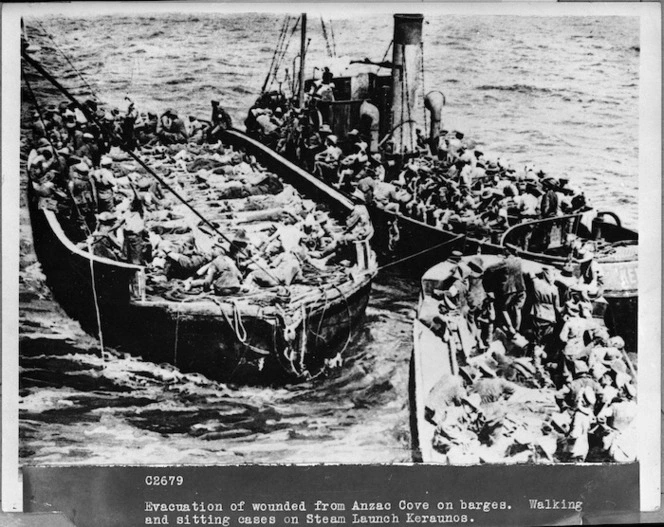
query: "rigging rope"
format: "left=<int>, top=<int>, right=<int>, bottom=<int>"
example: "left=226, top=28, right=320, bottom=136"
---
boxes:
left=377, top=235, right=465, bottom=273
left=420, top=41, right=427, bottom=137
left=268, top=16, right=301, bottom=93
left=329, top=21, right=337, bottom=57
left=320, top=17, right=333, bottom=58
left=377, top=40, right=393, bottom=75
left=262, top=15, right=290, bottom=93
left=399, top=46, right=405, bottom=155
left=87, top=240, right=106, bottom=359
left=22, top=50, right=285, bottom=287
left=22, top=66, right=93, bottom=240
left=36, top=20, right=99, bottom=101
left=402, top=44, right=414, bottom=153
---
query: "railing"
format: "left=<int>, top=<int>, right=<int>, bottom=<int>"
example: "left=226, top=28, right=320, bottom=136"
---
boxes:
left=501, top=213, right=584, bottom=255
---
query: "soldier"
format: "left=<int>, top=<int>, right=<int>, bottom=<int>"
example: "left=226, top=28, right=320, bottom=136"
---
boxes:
left=156, top=109, right=188, bottom=145
left=90, top=157, right=117, bottom=213
left=528, top=266, right=560, bottom=350
left=565, top=386, right=595, bottom=461
left=207, top=100, right=233, bottom=143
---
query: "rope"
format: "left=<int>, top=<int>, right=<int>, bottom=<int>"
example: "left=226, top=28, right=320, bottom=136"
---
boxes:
left=205, top=296, right=273, bottom=356
left=36, top=20, right=99, bottom=101
left=330, top=283, right=353, bottom=361
left=378, top=119, right=418, bottom=149
left=299, top=304, right=307, bottom=372
left=399, top=46, right=405, bottom=154
left=232, top=300, right=248, bottom=343
left=402, top=44, right=414, bottom=153
left=22, top=65, right=93, bottom=239
left=320, top=17, right=333, bottom=58
left=87, top=240, right=105, bottom=358
left=262, top=15, right=290, bottom=93
left=173, top=298, right=187, bottom=366
left=377, top=40, right=393, bottom=75
left=329, top=21, right=337, bottom=57
left=377, top=235, right=465, bottom=272
left=269, top=16, right=301, bottom=93
left=314, top=286, right=330, bottom=345
left=22, top=50, right=284, bottom=287
left=420, top=41, right=427, bottom=136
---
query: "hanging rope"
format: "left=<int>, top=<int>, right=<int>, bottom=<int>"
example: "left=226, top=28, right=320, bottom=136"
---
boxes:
left=87, top=240, right=105, bottom=358
left=173, top=299, right=187, bottom=366
left=330, top=283, right=353, bottom=362
left=22, top=50, right=285, bottom=287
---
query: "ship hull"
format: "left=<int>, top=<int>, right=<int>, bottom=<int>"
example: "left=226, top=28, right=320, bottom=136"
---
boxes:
left=26, top=129, right=377, bottom=384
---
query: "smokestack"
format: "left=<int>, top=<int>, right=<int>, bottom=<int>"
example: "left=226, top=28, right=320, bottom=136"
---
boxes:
left=390, top=14, right=423, bottom=155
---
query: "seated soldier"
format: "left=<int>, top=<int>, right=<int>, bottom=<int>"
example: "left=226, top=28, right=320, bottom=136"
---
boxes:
left=337, top=142, right=368, bottom=190
left=313, top=135, right=342, bottom=183
left=84, top=211, right=123, bottom=260
left=156, top=109, right=189, bottom=145
left=242, top=238, right=303, bottom=290
left=183, top=244, right=243, bottom=295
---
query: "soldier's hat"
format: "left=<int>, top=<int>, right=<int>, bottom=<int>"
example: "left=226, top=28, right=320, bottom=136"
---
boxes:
left=232, top=230, right=249, bottom=247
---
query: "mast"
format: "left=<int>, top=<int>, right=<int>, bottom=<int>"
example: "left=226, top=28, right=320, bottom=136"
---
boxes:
left=390, top=14, right=423, bottom=155
left=298, top=13, right=307, bottom=108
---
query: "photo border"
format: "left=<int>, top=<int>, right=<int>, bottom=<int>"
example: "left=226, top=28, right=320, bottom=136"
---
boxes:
left=2, top=0, right=660, bottom=517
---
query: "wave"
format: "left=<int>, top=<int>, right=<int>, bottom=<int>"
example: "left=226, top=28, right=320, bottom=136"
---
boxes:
left=475, top=84, right=553, bottom=95
left=229, top=85, right=254, bottom=95
left=164, top=76, right=197, bottom=86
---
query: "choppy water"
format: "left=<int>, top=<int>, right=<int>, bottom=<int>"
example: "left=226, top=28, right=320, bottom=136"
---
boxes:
left=19, top=12, right=639, bottom=465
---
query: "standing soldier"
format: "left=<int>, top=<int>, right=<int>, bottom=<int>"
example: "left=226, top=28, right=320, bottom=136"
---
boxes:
left=565, top=386, right=595, bottom=461
left=483, top=247, right=527, bottom=338
left=90, top=157, right=117, bottom=213
left=68, top=161, right=96, bottom=231
left=540, top=177, right=560, bottom=218
left=207, top=100, right=233, bottom=143
left=529, top=266, right=561, bottom=352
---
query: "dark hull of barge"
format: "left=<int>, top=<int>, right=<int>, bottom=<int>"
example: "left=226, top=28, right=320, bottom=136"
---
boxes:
left=26, top=135, right=376, bottom=385
left=501, top=212, right=638, bottom=353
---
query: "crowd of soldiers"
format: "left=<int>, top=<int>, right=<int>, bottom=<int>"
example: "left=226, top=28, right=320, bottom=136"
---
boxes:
left=26, top=97, right=372, bottom=297
left=245, top=90, right=590, bottom=243
left=422, top=247, right=636, bottom=464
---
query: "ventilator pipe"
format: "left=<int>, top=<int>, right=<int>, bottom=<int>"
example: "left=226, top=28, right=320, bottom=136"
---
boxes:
left=390, top=14, right=423, bottom=154
left=424, top=90, right=445, bottom=152
left=359, top=100, right=380, bottom=151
